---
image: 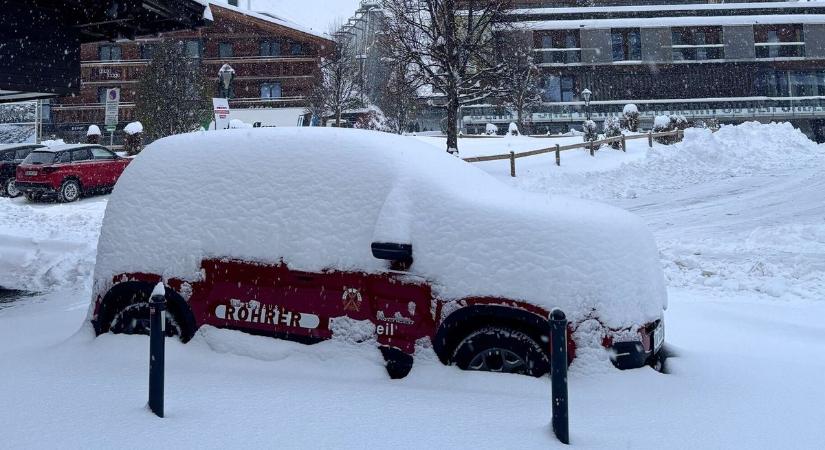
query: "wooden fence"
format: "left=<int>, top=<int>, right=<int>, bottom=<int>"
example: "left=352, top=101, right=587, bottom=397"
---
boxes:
left=463, top=129, right=685, bottom=177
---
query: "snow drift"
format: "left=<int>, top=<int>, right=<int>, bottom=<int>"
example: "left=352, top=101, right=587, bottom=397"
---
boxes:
left=95, top=128, right=666, bottom=328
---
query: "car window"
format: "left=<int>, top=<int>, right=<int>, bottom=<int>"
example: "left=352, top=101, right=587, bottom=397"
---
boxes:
left=71, top=149, right=93, bottom=161
left=57, top=152, right=71, bottom=163
left=91, top=147, right=116, bottom=160
left=23, top=151, right=57, bottom=165
left=15, top=148, right=34, bottom=160
left=0, top=151, right=12, bottom=162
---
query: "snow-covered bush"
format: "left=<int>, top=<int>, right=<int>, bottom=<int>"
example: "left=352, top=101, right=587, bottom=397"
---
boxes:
left=485, top=123, right=498, bottom=136
left=508, top=122, right=520, bottom=136
left=124, top=121, right=144, bottom=156
left=622, top=104, right=640, bottom=132
left=86, top=125, right=101, bottom=144
left=653, top=115, right=687, bottom=145
left=229, top=119, right=253, bottom=129
left=603, top=116, right=623, bottom=149
left=582, top=120, right=600, bottom=149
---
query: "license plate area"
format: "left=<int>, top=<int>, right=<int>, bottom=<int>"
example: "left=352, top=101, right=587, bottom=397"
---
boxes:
left=653, top=321, right=665, bottom=352
left=25, top=171, right=37, bottom=176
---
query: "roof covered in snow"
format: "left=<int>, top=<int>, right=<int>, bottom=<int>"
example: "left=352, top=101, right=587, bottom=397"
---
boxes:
left=517, top=14, right=825, bottom=31
left=209, top=1, right=333, bottom=42
left=95, top=128, right=666, bottom=327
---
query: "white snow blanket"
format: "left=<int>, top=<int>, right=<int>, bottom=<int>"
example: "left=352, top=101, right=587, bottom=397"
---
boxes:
left=95, top=128, right=666, bottom=327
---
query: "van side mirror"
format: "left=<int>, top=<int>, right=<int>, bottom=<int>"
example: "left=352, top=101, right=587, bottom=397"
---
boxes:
left=371, top=242, right=413, bottom=270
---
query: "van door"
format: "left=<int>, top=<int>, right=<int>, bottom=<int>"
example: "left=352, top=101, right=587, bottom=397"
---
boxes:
left=366, top=272, right=434, bottom=355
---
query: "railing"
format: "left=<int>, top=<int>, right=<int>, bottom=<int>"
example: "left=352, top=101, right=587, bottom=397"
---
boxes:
left=463, top=129, right=685, bottom=177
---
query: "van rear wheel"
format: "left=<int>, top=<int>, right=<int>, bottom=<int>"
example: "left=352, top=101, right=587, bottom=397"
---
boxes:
left=101, top=284, right=196, bottom=342
left=57, top=179, right=80, bottom=203
left=5, top=178, right=21, bottom=198
left=452, top=326, right=550, bottom=377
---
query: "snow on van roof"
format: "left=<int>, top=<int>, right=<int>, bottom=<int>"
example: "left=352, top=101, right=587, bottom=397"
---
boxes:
left=95, top=128, right=666, bottom=327
left=36, top=144, right=105, bottom=153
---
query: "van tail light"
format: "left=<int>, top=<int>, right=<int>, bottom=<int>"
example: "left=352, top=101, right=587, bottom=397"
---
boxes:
left=40, top=166, right=59, bottom=174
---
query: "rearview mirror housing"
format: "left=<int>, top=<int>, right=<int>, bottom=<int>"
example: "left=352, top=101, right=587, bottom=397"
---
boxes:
left=371, top=242, right=413, bottom=268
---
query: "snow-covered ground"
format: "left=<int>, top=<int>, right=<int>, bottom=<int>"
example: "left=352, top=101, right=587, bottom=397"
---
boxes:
left=1, top=122, right=824, bottom=448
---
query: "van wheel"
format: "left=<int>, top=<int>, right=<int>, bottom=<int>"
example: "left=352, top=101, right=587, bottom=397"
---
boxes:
left=452, top=327, right=550, bottom=377
left=57, top=179, right=80, bottom=203
left=103, top=284, right=196, bottom=342
left=5, top=178, right=21, bottom=198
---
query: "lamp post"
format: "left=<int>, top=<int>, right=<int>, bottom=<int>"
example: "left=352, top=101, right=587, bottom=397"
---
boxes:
left=218, top=64, right=235, bottom=99
left=581, top=88, right=592, bottom=121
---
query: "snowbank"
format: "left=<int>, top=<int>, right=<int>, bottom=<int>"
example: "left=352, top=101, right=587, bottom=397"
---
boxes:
left=95, top=128, right=666, bottom=327
left=86, top=125, right=101, bottom=136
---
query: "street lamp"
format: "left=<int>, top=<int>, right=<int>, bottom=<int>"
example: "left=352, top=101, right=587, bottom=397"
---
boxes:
left=581, top=88, right=592, bottom=121
left=218, top=63, right=235, bottom=99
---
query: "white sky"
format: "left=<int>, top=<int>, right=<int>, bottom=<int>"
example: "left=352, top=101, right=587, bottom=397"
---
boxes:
left=213, top=0, right=361, bottom=33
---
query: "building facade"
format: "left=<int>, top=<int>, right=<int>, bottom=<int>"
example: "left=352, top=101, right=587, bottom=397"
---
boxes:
left=48, top=3, right=332, bottom=144
left=464, top=0, right=825, bottom=141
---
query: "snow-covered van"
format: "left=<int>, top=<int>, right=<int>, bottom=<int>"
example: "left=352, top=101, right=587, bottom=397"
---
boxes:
left=90, top=128, right=667, bottom=378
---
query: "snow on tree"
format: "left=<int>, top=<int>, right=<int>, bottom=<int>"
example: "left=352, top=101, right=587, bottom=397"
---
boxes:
left=134, top=40, right=211, bottom=143
left=508, top=122, right=520, bottom=136
left=86, top=125, right=101, bottom=144
left=582, top=120, right=599, bottom=147
left=123, top=122, right=143, bottom=156
left=485, top=123, right=498, bottom=136
left=622, top=103, right=640, bottom=132
left=308, top=23, right=360, bottom=128
left=603, top=115, right=622, bottom=149
left=383, top=0, right=513, bottom=154
left=494, top=32, right=543, bottom=136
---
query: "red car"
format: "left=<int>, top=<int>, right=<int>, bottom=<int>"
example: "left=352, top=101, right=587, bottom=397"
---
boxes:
left=89, top=128, right=668, bottom=379
left=0, top=143, right=45, bottom=198
left=16, top=144, right=131, bottom=202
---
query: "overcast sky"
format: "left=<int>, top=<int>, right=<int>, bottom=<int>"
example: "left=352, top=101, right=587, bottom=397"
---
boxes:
left=214, top=0, right=361, bottom=33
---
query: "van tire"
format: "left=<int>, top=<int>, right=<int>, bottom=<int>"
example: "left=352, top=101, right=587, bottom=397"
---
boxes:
left=5, top=178, right=21, bottom=198
left=57, top=179, right=81, bottom=203
left=452, top=326, right=550, bottom=377
left=101, top=283, right=196, bottom=342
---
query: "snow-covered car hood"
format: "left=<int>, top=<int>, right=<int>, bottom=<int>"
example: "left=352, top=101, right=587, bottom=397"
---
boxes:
left=94, top=128, right=666, bottom=329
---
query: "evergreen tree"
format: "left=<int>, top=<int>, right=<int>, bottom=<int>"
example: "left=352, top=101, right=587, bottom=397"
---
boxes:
left=134, top=40, right=211, bottom=142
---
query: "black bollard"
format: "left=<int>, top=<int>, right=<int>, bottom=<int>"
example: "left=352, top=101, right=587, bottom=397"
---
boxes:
left=148, top=290, right=166, bottom=418
left=550, top=308, right=569, bottom=444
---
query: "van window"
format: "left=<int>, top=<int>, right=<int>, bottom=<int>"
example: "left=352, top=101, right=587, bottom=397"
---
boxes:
left=0, top=151, right=12, bottom=161
left=23, top=151, right=56, bottom=165
left=57, top=152, right=71, bottom=163
left=15, top=148, right=34, bottom=160
left=91, top=148, right=117, bottom=160
left=72, top=149, right=93, bottom=161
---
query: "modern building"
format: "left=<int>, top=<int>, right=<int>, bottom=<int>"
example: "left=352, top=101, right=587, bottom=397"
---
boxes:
left=48, top=2, right=332, bottom=144
left=463, top=0, right=825, bottom=141
left=336, top=1, right=389, bottom=104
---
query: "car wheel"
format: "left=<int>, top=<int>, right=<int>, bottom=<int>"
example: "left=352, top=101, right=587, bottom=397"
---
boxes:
left=452, top=326, right=550, bottom=377
left=109, top=301, right=183, bottom=338
left=5, top=178, right=21, bottom=198
left=57, top=179, right=80, bottom=203
left=103, top=284, right=196, bottom=342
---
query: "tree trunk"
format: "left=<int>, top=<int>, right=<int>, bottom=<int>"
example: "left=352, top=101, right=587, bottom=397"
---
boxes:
left=446, top=92, right=459, bottom=154
left=336, top=107, right=342, bottom=128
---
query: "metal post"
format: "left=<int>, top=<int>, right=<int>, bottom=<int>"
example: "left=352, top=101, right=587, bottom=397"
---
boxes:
left=148, top=291, right=166, bottom=418
left=648, top=131, right=653, bottom=148
left=509, top=151, right=516, bottom=177
left=621, top=135, right=626, bottom=152
left=555, top=144, right=561, bottom=167
left=110, top=131, right=114, bottom=147
left=550, top=308, right=569, bottom=445
left=589, top=141, right=595, bottom=157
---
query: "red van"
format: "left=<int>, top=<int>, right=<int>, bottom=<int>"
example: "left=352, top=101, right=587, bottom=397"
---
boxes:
left=16, top=144, right=131, bottom=202
left=89, top=128, right=668, bottom=378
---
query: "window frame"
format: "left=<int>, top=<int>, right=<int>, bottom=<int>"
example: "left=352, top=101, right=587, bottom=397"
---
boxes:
left=99, top=44, right=122, bottom=61
left=611, top=28, right=642, bottom=62
left=219, top=42, right=234, bottom=58
left=260, top=82, right=283, bottom=99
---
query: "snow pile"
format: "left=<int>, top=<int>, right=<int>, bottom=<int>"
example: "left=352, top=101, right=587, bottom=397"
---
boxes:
left=96, top=127, right=666, bottom=328
left=623, top=104, right=638, bottom=115
left=508, top=122, right=520, bottom=136
left=123, top=121, right=143, bottom=135
left=653, top=115, right=670, bottom=129
left=229, top=119, right=252, bottom=129
left=86, top=125, right=101, bottom=136
left=42, top=139, right=66, bottom=147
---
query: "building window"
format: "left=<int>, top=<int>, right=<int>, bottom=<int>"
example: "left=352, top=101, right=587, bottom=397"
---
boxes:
left=290, top=42, right=304, bottom=56
left=99, top=45, right=122, bottom=61
left=611, top=28, right=641, bottom=61
left=543, top=75, right=575, bottom=102
left=260, top=41, right=281, bottom=57
left=672, top=27, right=723, bottom=61
left=219, top=42, right=234, bottom=58
left=754, top=25, right=804, bottom=58
left=535, top=31, right=580, bottom=64
left=140, top=44, right=155, bottom=60
left=260, top=82, right=282, bottom=99
left=185, top=40, right=202, bottom=58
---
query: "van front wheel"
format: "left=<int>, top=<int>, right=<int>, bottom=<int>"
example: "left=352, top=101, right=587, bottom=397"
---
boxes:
left=452, top=326, right=550, bottom=377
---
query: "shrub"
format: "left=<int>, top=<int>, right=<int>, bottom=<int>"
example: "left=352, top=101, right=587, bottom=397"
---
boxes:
left=508, top=122, right=520, bottom=136
left=653, top=115, right=689, bottom=145
left=485, top=123, right=499, bottom=136
left=622, top=104, right=640, bottom=132
left=582, top=120, right=601, bottom=150
left=603, top=116, right=623, bottom=149
left=86, top=125, right=101, bottom=144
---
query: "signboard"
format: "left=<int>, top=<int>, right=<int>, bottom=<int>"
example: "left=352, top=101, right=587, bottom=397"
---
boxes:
left=104, top=88, right=120, bottom=131
left=212, top=97, right=230, bottom=130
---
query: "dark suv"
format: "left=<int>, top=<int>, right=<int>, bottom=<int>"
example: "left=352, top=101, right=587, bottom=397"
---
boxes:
left=0, top=143, right=45, bottom=198
left=16, top=144, right=131, bottom=202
